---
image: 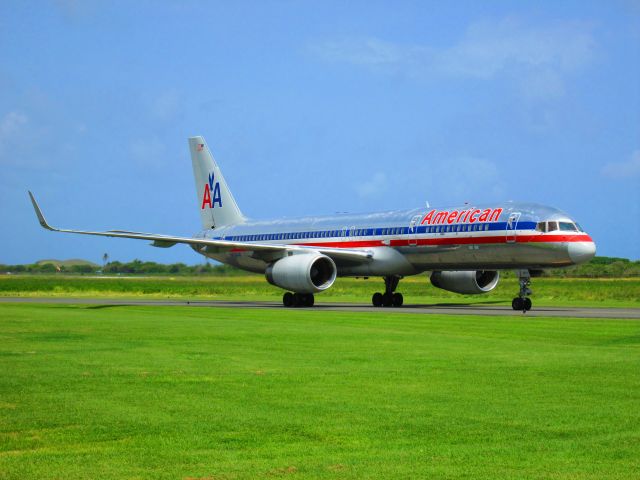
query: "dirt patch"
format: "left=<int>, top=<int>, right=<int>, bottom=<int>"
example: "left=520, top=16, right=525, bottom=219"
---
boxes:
left=267, top=466, right=297, bottom=476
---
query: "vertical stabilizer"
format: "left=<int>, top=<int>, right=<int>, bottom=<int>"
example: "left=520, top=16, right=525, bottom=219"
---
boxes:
left=189, top=136, right=245, bottom=229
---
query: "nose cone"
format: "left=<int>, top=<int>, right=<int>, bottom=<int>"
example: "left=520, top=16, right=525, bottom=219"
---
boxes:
left=568, top=240, right=596, bottom=264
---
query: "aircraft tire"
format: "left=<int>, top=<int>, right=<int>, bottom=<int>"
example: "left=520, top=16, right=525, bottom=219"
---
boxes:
left=382, top=292, right=393, bottom=307
left=305, top=293, right=315, bottom=307
left=293, top=293, right=303, bottom=307
left=523, top=297, right=532, bottom=311
left=283, top=292, right=294, bottom=307
left=512, top=297, right=523, bottom=310
left=392, top=292, right=403, bottom=307
left=372, top=292, right=383, bottom=307
left=282, top=292, right=293, bottom=308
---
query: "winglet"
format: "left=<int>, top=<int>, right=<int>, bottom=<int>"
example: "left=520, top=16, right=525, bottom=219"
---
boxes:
left=28, top=191, right=56, bottom=231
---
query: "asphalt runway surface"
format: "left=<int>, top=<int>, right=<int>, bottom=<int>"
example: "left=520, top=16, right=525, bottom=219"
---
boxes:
left=2, top=297, right=639, bottom=319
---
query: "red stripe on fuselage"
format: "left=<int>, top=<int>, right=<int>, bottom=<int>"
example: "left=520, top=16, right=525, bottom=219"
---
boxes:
left=224, top=233, right=593, bottom=252
left=295, top=233, right=593, bottom=249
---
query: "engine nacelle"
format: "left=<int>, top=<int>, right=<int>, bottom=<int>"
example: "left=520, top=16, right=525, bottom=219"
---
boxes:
left=430, top=270, right=500, bottom=295
left=265, top=254, right=337, bottom=294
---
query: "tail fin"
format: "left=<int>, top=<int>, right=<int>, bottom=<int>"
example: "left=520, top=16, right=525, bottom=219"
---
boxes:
left=189, top=136, right=245, bottom=229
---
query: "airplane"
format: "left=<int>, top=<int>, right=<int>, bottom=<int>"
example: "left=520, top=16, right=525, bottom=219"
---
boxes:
left=28, top=136, right=596, bottom=311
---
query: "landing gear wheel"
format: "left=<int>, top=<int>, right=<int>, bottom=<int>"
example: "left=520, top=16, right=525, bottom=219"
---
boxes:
left=305, top=293, right=315, bottom=307
left=293, top=293, right=302, bottom=307
left=372, top=292, right=383, bottom=307
left=372, top=276, right=404, bottom=308
left=392, top=292, right=404, bottom=307
left=285, top=292, right=314, bottom=307
left=382, top=292, right=393, bottom=307
left=512, top=270, right=534, bottom=313
left=511, top=297, right=532, bottom=312
left=283, top=292, right=294, bottom=307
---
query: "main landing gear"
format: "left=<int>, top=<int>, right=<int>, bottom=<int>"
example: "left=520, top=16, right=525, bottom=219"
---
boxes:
left=372, top=275, right=404, bottom=307
left=282, top=292, right=314, bottom=308
left=512, top=270, right=532, bottom=312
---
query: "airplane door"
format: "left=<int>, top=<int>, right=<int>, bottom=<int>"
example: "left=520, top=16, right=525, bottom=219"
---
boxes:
left=349, top=225, right=356, bottom=242
left=408, top=215, right=421, bottom=246
left=506, top=212, right=520, bottom=243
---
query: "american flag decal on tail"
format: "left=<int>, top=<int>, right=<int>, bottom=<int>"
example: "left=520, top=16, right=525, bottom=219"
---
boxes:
left=197, top=143, right=204, bottom=152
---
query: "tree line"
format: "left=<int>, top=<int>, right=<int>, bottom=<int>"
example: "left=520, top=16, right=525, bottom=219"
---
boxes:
left=0, top=260, right=244, bottom=276
left=0, top=256, right=638, bottom=277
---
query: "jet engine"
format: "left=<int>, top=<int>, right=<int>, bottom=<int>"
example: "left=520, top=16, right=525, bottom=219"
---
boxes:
left=430, top=270, right=500, bottom=295
left=266, top=254, right=337, bottom=294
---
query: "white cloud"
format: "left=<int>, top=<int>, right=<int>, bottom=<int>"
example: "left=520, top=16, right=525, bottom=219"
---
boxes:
left=436, top=18, right=594, bottom=78
left=150, top=90, right=181, bottom=121
left=130, top=137, right=166, bottom=165
left=602, top=150, right=640, bottom=179
left=313, top=17, right=596, bottom=100
left=434, top=156, right=505, bottom=201
left=0, top=111, right=29, bottom=163
left=312, top=38, right=411, bottom=69
left=356, top=172, right=387, bottom=198
left=0, top=111, right=28, bottom=141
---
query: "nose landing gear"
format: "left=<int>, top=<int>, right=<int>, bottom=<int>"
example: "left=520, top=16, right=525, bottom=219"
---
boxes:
left=512, top=270, right=532, bottom=312
left=372, top=275, right=404, bottom=307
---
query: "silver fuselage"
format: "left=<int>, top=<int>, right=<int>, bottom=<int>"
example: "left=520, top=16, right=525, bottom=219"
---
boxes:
left=192, top=201, right=596, bottom=276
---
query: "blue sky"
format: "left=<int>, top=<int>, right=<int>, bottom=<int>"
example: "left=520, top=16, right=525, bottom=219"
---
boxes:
left=1, top=0, right=639, bottom=264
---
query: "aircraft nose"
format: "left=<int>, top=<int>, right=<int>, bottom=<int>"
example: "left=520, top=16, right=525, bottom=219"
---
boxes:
left=568, top=240, right=596, bottom=264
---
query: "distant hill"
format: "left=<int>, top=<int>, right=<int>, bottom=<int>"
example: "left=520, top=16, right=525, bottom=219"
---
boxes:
left=36, top=259, right=100, bottom=268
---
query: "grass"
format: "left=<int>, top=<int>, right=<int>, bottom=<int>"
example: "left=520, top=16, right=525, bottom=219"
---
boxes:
left=0, top=275, right=639, bottom=307
left=1, top=303, right=639, bottom=479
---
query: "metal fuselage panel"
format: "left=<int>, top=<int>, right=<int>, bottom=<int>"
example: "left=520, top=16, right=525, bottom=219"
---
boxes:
left=192, top=201, right=595, bottom=276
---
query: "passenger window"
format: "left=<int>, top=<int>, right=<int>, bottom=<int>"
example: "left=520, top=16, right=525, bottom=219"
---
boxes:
left=547, top=221, right=558, bottom=232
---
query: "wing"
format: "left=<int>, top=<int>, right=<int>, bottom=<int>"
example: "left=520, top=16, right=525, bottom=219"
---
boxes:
left=28, top=192, right=373, bottom=265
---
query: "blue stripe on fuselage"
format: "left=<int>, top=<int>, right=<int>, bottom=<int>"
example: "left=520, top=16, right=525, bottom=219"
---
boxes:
left=212, top=221, right=538, bottom=242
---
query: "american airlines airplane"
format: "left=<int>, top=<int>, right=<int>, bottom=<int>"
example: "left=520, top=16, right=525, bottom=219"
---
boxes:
left=29, top=136, right=596, bottom=311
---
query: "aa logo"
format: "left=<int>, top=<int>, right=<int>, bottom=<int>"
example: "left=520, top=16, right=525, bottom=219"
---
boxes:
left=201, top=172, right=222, bottom=209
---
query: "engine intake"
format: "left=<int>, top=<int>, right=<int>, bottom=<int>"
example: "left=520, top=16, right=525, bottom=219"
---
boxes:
left=430, top=270, right=500, bottom=295
left=266, top=254, right=337, bottom=294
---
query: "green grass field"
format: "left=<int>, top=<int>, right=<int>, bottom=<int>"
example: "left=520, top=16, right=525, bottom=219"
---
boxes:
left=1, top=275, right=639, bottom=307
left=1, top=303, right=639, bottom=479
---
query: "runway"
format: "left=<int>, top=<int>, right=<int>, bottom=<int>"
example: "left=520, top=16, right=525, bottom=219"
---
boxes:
left=1, top=297, right=639, bottom=319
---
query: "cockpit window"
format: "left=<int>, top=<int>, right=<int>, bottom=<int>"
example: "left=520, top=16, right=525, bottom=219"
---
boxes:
left=547, top=221, right=558, bottom=232
left=575, top=223, right=583, bottom=232
left=559, top=222, right=578, bottom=232
left=536, top=222, right=547, bottom=232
